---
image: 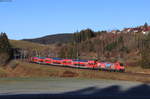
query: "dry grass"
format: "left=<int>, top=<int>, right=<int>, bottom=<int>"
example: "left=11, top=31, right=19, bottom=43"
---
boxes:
left=0, top=67, right=8, bottom=77
left=0, top=60, right=149, bottom=83
left=126, top=66, right=150, bottom=74
left=9, top=40, right=58, bottom=57
left=10, top=40, right=45, bottom=49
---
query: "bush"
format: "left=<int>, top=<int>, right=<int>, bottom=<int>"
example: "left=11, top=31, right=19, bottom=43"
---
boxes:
left=0, top=53, right=10, bottom=66
left=140, top=51, right=150, bottom=68
left=120, top=46, right=129, bottom=53
left=105, top=42, right=117, bottom=51
left=9, top=60, right=19, bottom=69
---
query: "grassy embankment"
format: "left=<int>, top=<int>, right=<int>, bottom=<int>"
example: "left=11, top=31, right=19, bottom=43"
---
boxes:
left=0, top=60, right=150, bottom=83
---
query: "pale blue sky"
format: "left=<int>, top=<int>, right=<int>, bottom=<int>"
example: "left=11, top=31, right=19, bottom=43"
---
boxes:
left=0, top=0, right=150, bottom=40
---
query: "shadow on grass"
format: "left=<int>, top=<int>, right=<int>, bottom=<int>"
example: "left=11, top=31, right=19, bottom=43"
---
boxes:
left=0, top=84, right=150, bottom=99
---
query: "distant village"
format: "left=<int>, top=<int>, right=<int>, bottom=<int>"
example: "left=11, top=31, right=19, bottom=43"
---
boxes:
left=110, top=23, right=150, bottom=34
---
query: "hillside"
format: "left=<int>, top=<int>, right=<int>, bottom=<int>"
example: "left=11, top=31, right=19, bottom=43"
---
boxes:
left=10, top=40, right=46, bottom=49
left=54, top=25, right=150, bottom=67
left=9, top=40, right=60, bottom=58
left=23, top=33, right=73, bottom=44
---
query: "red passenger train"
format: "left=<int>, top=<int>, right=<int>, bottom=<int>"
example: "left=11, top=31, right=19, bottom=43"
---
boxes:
left=30, top=57, right=125, bottom=72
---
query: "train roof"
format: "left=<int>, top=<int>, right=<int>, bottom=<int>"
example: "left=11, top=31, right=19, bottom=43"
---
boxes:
left=52, top=57, right=62, bottom=60
left=63, top=59, right=72, bottom=60
left=32, top=56, right=38, bottom=58
left=44, top=57, right=53, bottom=59
left=73, top=59, right=88, bottom=62
left=38, top=57, right=46, bottom=59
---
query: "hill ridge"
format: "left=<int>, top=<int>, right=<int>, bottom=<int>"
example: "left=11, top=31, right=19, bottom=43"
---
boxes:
left=23, top=33, right=73, bottom=44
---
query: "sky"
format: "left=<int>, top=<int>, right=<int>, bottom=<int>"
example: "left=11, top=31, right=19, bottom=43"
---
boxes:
left=0, top=0, right=150, bottom=40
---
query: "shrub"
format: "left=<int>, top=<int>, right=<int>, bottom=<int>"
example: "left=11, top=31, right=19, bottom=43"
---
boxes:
left=105, top=42, right=117, bottom=51
left=9, top=60, right=19, bottom=69
left=0, top=53, right=10, bottom=66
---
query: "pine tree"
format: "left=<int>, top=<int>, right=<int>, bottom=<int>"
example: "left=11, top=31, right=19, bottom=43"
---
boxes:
left=0, top=32, right=12, bottom=65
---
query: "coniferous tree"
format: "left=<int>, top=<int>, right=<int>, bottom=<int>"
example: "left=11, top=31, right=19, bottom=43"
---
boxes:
left=0, top=32, right=12, bottom=65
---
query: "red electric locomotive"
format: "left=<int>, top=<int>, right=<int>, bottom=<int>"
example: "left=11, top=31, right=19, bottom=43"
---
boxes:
left=97, top=62, right=125, bottom=72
